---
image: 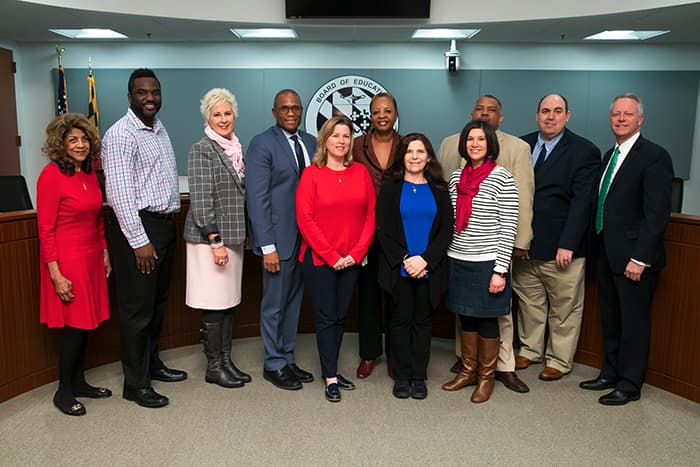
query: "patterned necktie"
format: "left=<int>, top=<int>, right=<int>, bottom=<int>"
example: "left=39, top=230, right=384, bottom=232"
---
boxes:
left=533, top=145, right=546, bottom=172
left=595, top=146, right=621, bottom=234
left=290, top=135, right=305, bottom=178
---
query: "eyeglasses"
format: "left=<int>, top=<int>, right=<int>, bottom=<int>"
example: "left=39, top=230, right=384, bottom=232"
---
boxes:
left=276, top=106, right=302, bottom=115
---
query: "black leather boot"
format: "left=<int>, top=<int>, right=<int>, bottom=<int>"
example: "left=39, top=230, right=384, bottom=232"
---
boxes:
left=221, top=312, right=251, bottom=383
left=201, top=321, right=244, bottom=388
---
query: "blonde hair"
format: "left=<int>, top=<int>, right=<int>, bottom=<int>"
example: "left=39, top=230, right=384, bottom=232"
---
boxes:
left=313, top=116, right=354, bottom=167
left=200, top=88, right=239, bottom=121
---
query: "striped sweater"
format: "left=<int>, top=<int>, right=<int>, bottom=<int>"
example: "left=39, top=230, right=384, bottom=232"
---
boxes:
left=447, top=166, right=519, bottom=273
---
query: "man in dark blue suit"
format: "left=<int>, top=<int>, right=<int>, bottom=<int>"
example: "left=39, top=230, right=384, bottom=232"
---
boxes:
left=245, top=89, right=316, bottom=390
left=580, top=93, right=673, bottom=405
left=514, top=94, right=600, bottom=381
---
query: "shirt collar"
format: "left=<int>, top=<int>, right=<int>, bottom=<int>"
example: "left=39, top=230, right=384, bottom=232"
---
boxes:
left=127, top=108, right=162, bottom=133
left=278, top=126, right=299, bottom=139
left=617, top=131, right=641, bottom=154
left=537, top=129, right=565, bottom=153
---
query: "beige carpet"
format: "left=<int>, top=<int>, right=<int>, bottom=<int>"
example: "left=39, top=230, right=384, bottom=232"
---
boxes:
left=1, top=334, right=698, bottom=466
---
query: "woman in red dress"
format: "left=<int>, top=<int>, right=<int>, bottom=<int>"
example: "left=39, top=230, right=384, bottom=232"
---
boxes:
left=37, top=113, right=112, bottom=416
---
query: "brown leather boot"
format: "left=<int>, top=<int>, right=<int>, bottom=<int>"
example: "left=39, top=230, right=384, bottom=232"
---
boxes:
left=442, top=332, right=478, bottom=391
left=471, top=336, right=499, bottom=403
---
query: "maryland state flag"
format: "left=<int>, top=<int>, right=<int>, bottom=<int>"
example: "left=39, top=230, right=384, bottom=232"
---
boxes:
left=87, top=73, right=99, bottom=129
left=57, top=65, right=68, bottom=115
left=87, top=72, right=102, bottom=169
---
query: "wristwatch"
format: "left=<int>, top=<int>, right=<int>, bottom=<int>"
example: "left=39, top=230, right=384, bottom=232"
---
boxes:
left=209, top=234, right=224, bottom=249
left=494, top=271, right=507, bottom=278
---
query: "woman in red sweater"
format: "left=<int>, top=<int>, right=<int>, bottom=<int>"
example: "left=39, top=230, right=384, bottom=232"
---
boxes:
left=296, top=115, right=376, bottom=402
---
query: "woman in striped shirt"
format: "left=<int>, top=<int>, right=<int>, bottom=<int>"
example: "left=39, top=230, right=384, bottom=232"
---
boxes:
left=441, top=120, right=518, bottom=403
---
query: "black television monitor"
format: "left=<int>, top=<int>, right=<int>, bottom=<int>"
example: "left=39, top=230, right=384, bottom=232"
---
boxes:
left=286, top=0, right=431, bottom=19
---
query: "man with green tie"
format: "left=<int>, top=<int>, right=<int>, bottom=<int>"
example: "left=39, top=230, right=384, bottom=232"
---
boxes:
left=579, top=93, right=673, bottom=406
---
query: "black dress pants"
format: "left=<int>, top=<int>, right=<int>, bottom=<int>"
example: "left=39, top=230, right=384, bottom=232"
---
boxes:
left=303, top=249, right=360, bottom=379
left=597, top=242, right=659, bottom=393
left=108, top=212, right=176, bottom=389
left=390, top=277, right=433, bottom=381
left=357, top=242, right=390, bottom=360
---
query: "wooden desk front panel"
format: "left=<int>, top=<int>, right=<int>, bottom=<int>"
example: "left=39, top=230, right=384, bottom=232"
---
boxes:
left=1, top=208, right=697, bottom=403
left=574, top=215, right=700, bottom=402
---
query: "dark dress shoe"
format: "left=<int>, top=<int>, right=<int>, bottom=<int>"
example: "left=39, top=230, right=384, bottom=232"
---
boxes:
left=123, top=386, right=169, bottom=408
left=263, top=368, right=302, bottom=390
left=599, top=389, right=641, bottom=406
left=356, top=359, right=375, bottom=379
left=495, top=371, right=530, bottom=393
left=336, top=374, right=356, bottom=390
left=449, top=357, right=461, bottom=374
left=53, top=393, right=86, bottom=416
left=539, top=367, right=564, bottom=381
left=579, top=376, right=617, bottom=391
left=410, top=380, right=428, bottom=400
left=392, top=380, right=410, bottom=399
left=151, top=367, right=188, bottom=382
left=73, top=384, right=112, bottom=398
left=325, top=383, right=341, bottom=402
left=288, top=363, right=314, bottom=383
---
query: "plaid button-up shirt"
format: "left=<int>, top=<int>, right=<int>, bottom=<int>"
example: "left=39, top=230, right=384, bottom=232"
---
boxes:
left=102, top=108, right=180, bottom=248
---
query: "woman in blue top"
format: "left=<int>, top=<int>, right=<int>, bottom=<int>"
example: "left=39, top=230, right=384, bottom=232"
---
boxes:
left=376, top=133, right=454, bottom=399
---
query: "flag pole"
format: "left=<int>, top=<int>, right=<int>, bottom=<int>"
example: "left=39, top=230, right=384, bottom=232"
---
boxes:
left=55, top=46, right=67, bottom=115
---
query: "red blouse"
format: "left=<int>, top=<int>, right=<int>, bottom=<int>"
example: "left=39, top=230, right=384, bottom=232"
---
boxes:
left=296, top=163, right=376, bottom=267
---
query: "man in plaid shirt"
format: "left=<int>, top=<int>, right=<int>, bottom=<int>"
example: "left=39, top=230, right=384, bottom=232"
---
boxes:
left=102, top=68, right=187, bottom=409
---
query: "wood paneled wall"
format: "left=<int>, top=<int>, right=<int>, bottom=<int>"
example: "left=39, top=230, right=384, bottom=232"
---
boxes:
left=1, top=203, right=698, bottom=403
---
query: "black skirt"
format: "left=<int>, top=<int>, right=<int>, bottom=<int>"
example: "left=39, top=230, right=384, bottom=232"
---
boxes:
left=446, top=257, right=511, bottom=318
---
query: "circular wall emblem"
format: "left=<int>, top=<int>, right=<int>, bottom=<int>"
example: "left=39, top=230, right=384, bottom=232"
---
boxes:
left=305, top=75, right=399, bottom=137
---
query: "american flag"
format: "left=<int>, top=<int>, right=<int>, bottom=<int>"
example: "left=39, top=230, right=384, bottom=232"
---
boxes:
left=56, top=65, right=67, bottom=115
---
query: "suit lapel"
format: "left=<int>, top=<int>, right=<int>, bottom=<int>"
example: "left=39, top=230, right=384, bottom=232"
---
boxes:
left=207, top=137, right=244, bottom=191
left=539, top=133, right=569, bottom=173
left=272, top=126, right=301, bottom=176
left=607, top=136, right=644, bottom=196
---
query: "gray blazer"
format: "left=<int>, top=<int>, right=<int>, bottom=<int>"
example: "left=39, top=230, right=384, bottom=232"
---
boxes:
left=183, top=136, right=246, bottom=246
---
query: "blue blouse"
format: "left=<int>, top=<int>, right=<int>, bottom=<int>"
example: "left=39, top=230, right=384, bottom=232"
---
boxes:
left=400, top=181, right=436, bottom=278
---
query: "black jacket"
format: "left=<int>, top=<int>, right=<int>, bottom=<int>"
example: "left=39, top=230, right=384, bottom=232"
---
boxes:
left=595, top=135, right=673, bottom=273
left=375, top=178, right=454, bottom=307
left=520, top=128, right=601, bottom=260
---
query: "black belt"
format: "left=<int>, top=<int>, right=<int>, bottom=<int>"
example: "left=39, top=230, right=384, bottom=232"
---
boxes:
left=139, top=210, right=174, bottom=221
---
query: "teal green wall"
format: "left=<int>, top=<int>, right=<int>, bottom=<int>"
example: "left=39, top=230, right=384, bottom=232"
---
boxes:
left=62, top=68, right=697, bottom=178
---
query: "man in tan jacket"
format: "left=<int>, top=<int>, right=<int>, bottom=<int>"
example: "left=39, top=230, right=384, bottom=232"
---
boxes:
left=437, top=94, right=534, bottom=393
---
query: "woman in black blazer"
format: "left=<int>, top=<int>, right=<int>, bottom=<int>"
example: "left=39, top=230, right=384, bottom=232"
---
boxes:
left=376, top=133, right=454, bottom=399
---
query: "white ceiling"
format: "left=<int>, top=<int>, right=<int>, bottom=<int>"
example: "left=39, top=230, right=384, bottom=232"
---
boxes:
left=2, top=0, right=700, bottom=44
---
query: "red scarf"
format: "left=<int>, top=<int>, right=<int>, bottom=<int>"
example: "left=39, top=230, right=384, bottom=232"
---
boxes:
left=455, top=160, right=496, bottom=232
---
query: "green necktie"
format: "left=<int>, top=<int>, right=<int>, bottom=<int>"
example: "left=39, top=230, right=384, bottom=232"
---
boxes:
left=595, top=146, right=620, bottom=234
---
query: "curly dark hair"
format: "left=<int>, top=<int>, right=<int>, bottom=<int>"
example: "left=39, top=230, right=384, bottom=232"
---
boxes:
left=128, top=68, right=160, bottom=94
left=458, top=120, right=500, bottom=163
left=386, top=133, right=448, bottom=191
left=42, top=113, right=101, bottom=175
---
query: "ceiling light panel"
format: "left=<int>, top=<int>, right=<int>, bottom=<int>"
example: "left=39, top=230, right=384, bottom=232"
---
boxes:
left=49, top=29, right=127, bottom=39
left=584, top=30, right=670, bottom=41
left=230, top=28, right=298, bottom=39
left=412, top=29, right=480, bottom=40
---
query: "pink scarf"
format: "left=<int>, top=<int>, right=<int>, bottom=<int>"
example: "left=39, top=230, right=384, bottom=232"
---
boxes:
left=455, top=159, right=496, bottom=232
left=205, top=125, right=245, bottom=179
